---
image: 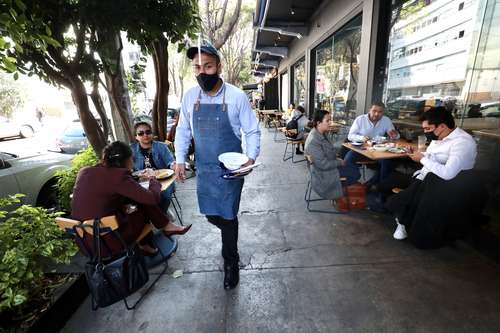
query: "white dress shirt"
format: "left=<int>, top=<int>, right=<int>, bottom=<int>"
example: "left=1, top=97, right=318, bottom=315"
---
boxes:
left=414, top=127, right=477, bottom=181
left=347, top=114, right=399, bottom=142
left=174, top=80, right=261, bottom=164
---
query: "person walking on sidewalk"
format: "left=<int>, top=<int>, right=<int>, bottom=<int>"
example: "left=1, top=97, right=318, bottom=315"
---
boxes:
left=174, top=41, right=261, bottom=290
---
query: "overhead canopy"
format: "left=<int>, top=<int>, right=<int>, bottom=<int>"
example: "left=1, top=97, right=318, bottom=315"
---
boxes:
left=242, top=83, right=260, bottom=91
left=251, top=0, right=324, bottom=77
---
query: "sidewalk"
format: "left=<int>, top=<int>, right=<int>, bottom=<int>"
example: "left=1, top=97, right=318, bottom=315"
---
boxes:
left=62, top=126, right=500, bottom=333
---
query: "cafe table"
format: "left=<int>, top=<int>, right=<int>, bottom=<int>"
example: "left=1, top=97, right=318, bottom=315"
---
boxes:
left=342, top=139, right=419, bottom=161
left=159, top=174, right=176, bottom=191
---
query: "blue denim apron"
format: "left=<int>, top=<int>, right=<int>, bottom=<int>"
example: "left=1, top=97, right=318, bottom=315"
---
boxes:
left=192, top=85, right=244, bottom=220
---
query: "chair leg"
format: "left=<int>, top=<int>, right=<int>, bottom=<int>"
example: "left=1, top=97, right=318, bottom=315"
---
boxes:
left=171, top=193, right=183, bottom=226
left=283, top=142, right=292, bottom=161
left=292, top=143, right=305, bottom=163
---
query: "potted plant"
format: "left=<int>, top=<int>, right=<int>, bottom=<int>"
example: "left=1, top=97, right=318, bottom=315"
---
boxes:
left=0, top=194, right=79, bottom=332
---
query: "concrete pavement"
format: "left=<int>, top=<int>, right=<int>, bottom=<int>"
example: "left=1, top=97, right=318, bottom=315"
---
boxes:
left=61, top=125, right=500, bottom=333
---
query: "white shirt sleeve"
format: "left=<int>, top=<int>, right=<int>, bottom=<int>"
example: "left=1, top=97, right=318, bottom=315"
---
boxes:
left=420, top=139, right=476, bottom=180
left=237, top=93, right=261, bottom=161
left=174, top=94, right=193, bottom=164
left=348, top=117, right=365, bottom=142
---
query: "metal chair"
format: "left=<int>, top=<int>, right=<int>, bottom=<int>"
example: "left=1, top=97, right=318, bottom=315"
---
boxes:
left=55, top=215, right=172, bottom=310
left=283, top=133, right=306, bottom=163
left=304, top=154, right=347, bottom=214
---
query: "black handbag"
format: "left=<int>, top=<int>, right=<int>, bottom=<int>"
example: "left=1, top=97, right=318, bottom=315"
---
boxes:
left=81, top=219, right=149, bottom=310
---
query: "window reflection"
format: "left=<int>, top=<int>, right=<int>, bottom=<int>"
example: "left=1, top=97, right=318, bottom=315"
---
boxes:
left=293, top=58, right=306, bottom=107
left=313, top=15, right=362, bottom=125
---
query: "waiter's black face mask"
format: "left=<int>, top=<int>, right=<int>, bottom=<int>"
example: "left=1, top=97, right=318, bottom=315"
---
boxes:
left=424, top=127, right=440, bottom=142
left=197, top=73, right=219, bottom=92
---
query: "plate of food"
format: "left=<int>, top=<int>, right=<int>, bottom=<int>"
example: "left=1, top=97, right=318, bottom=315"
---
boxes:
left=154, top=169, right=174, bottom=179
left=373, top=144, right=389, bottom=152
left=218, top=152, right=249, bottom=170
left=350, top=141, right=364, bottom=146
left=388, top=147, right=406, bottom=154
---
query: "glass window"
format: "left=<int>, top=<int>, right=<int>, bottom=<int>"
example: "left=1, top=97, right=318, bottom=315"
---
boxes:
left=380, top=0, right=500, bottom=228
left=280, top=72, right=289, bottom=112
left=312, top=15, right=362, bottom=125
left=293, top=58, right=306, bottom=107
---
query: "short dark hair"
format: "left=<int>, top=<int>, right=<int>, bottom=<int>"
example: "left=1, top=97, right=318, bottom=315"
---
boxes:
left=102, top=141, right=133, bottom=168
left=134, top=121, right=152, bottom=133
left=296, top=106, right=305, bottom=113
left=312, top=109, right=329, bottom=128
left=420, top=106, right=455, bottom=129
left=372, top=101, right=385, bottom=109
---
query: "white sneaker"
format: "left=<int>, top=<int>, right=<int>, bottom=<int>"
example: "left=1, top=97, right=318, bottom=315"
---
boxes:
left=393, top=219, right=407, bottom=240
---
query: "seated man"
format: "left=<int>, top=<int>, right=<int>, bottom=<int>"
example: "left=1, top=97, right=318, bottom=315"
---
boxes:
left=286, top=105, right=309, bottom=155
left=131, top=122, right=176, bottom=212
left=346, top=101, right=399, bottom=186
left=387, top=107, right=484, bottom=248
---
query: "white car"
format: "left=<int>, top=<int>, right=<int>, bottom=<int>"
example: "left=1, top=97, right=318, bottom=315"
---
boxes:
left=0, top=116, right=38, bottom=140
left=0, top=150, right=73, bottom=208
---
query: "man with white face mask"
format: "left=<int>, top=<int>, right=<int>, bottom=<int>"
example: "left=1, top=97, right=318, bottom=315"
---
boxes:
left=174, top=41, right=261, bottom=290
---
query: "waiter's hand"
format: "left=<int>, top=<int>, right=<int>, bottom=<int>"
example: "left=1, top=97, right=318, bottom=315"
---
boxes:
left=241, top=158, right=255, bottom=168
left=409, top=151, right=424, bottom=163
left=175, top=162, right=186, bottom=183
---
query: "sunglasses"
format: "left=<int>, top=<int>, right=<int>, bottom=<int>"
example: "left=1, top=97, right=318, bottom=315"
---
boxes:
left=136, top=130, right=152, bottom=136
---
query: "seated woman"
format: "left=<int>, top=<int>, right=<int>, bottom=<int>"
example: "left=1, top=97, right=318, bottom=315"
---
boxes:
left=286, top=105, right=309, bottom=155
left=131, top=122, right=175, bottom=212
left=304, top=110, right=360, bottom=206
left=71, top=141, right=191, bottom=256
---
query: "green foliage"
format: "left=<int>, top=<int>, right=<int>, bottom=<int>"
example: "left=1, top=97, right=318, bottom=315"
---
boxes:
left=0, top=72, right=24, bottom=118
left=0, top=194, right=77, bottom=312
left=55, top=147, right=98, bottom=212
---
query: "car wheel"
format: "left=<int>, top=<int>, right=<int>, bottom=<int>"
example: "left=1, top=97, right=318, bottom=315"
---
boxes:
left=20, top=125, right=34, bottom=138
left=37, top=183, right=60, bottom=212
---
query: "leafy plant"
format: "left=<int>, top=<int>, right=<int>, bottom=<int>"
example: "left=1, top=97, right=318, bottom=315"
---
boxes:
left=0, top=194, right=77, bottom=313
left=55, top=147, right=98, bottom=212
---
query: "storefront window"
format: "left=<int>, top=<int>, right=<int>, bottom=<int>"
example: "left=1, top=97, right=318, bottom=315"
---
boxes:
left=381, top=0, right=500, bottom=226
left=280, top=71, right=289, bottom=111
left=293, top=58, right=306, bottom=107
left=313, top=15, right=362, bottom=124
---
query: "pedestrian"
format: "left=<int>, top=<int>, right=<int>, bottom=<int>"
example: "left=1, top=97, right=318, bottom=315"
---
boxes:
left=174, top=41, right=261, bottom=290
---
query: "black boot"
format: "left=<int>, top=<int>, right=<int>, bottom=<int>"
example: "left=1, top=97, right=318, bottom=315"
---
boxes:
left=223, top=263, right=239, bottom=290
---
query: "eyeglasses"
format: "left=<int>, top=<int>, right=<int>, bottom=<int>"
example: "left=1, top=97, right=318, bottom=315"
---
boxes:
left=136, top=130, right=152, bottom=136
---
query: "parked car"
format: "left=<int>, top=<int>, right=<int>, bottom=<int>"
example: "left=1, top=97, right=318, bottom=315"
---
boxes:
left=0, top=149, right=73, bottom=209
left=480, top=101, right=500, bottom=118
left=0, top=116, right=38, bottom=140
left=54, top=120, right=88, bottom=154
left=133, top=107, right=179, bottom=134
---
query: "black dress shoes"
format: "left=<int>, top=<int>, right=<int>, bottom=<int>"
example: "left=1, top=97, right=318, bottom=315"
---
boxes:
left=223, top=264, right=239, bottom=290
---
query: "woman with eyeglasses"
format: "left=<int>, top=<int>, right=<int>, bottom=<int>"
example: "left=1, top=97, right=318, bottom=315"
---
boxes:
left=131, top=122, right=176, bottom=212
left=71, top=141, right=191, bottom=257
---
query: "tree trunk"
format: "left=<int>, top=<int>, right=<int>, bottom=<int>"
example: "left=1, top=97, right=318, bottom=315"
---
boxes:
left=151, top=38, right=169, bottom=141
left=98, top=31, right=134, bottom=143
left=90, top=79, right=112, bottom=141
left=70, top=78, right=106, bottom=155
left=169, top=66, right=178, bottom=97
left=179, top=74, right=184, bottom=99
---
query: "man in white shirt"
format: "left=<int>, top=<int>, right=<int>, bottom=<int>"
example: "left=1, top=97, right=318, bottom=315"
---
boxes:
left=391, top=106, right=477, bottom=242
left=346, top=101, right=399, bottom=185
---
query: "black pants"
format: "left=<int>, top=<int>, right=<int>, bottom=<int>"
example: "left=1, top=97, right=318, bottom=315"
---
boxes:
left=206, top=215, right=239, bottom=266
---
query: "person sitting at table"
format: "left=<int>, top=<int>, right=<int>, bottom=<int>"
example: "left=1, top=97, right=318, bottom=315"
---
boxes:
left=386, top=107, right=486, bottom=248
left=131, top=122, right=175, bottom=212
left=346, top=101, right=399, bottom=188
left=305, top=110, right=361, bottom=206
left=286, top=105, right=309, bottom=155
left=71, top=141, right=191, bottom=257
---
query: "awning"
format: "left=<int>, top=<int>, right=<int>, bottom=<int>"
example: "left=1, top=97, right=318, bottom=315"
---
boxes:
left=242, top=83, right=260, bottom=91
left=251, top=0, right=324, bottom=78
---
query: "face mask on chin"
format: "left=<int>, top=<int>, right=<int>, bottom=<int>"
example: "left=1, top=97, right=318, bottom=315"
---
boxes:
left=196, top=73, right=220, bottom=92
left=424, top=129, right=439, bottom=142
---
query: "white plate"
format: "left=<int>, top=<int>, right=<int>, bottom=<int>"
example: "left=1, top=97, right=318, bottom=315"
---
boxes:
left=218, top=152, right=249, bottom=170
left=155, top=169, right=174, bottom=179
left=388, top=147, right=405, bottom=154
left=373, top=144, right=388, bottom=152
left=350, top=141, right=363, bottom=146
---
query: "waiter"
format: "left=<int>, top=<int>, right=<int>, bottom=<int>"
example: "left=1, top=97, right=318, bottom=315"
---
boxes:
left=174, top=41, right=261, bottom=290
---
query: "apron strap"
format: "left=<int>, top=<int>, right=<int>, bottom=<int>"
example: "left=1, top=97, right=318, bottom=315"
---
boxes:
left=194, top=83, right=227, bottom=112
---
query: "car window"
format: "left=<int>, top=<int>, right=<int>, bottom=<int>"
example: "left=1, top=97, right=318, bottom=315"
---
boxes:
left=63, top=122, right=85, bottom=137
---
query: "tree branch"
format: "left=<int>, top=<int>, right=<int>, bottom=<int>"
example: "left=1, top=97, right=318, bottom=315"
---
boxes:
left=213, top=0, right=241, bottom=49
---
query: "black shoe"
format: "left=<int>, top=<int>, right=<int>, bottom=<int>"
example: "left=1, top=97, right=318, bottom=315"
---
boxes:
left=223, top=264, right=239, bottom=290
left=295, top=150, right=304, bottom=155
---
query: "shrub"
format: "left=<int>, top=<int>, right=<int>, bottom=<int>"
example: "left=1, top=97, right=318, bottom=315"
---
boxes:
left=55, top=147, right=98, bottom=212
left=0, top=195, right=77, bottom=313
